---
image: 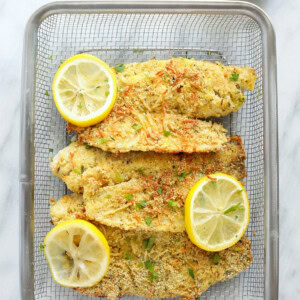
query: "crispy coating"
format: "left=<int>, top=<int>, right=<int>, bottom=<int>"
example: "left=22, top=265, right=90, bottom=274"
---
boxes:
left=73, top=57, right=256, bottom=153
left=77, top=113, right=227, bottom=153
left=115, top=58, right=256, bottom=119
left=50, top=195, right=252, bottom=299
left=50, top=137, right=246, bottom=232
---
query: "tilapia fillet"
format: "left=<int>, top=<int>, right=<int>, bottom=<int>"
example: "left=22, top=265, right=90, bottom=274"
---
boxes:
left=76, top=113, right=227, bottom=153
left=114, top=58, right=256, bottom=119
left=50, top=194, right=253, bottom=299
left=51, top=137, right=246, bottom=232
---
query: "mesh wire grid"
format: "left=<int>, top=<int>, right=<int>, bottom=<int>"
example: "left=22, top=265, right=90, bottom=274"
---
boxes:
left=33, top=12, right=263, bottom=300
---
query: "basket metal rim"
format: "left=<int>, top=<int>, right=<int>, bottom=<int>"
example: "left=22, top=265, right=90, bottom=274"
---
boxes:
left=19, top=1, right=278, bottom=300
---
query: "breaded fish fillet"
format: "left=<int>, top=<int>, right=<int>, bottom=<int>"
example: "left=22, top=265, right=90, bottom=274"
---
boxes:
left=50, top=194, right=253, bottom=299
left=114, top=58, right=256, bottom=119
left=50, top=137, right=246, bottom=232
left=75, top=113, right=227, bottom=153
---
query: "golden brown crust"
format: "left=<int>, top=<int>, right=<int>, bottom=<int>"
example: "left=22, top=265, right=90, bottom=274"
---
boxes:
left=50, top=138, right=246, bottom=232
left=50, top=195, right=252, bottom=299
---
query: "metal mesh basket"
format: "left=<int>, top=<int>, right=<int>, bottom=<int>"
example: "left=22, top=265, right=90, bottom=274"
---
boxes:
left=20, top=2, right=278, bottom=300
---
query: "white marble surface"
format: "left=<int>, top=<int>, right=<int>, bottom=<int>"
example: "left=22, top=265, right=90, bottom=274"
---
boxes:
left=0, top=0, right=298, bottom=299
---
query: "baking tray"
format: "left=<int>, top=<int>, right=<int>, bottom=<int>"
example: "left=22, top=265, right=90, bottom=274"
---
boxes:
left=19, top=1, right=278, bottom=299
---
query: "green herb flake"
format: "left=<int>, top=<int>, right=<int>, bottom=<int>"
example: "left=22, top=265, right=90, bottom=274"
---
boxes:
left=125, top=236, right=131, bottom=242
left=167, top=200, right=178, bottom=207
left=105, top=194, right=112, bottom=199
left=133, top=49, right=144, bottom=54
left=132, top=124, right=143, bottom=131
left=143, top=237, right=155, bottom=251
left=136, top=200, right=147, bottom=210
left=237, top=189, right=244, bottom=194
left=229, top=73, right=239, bottom=81
left=115, top=172, right=123, bottom=182
left=213, top=253, right=220, bottom=265
left=80, top=165, right=84, bottom=174
left=137, top=168, right=144, bottom=175
left=40, top=243, right=45, bottom=253
left=258, top=88, right=261, bottom=97
left=235, top=215, right=238, bottom=220
left=188, top=268, right=195, bottom=279
left=144, top=260, right=154, bottom=273
left=240, top=97, right=245, bottom=103
left=145, top=217, right=152, bottom=226
left=224, top=202, right=242, bottom=215
left=49, top=148, right=53, bottom=153
left=149, top=272, right=159, bottom=283
left=45, top=90, right=49, bottom=96
left=138, top=262, right=143, bottom=267
left=99, top=137, right=110, bottom=144
left=124, top=253, right=132, bottom=260
left=179, top=171, right=189, bottom=182
left=234, top=247, right=243, bottom=252
left=114, top=64, right=125, bottom=72
left=73, top=168, right=81, bottom=175
left=105, top=91, right=110, bottom=97
left=133, top=237, right=137, bottom=242
left=95, top=85, right=101, bottom=89
left=85, top=144, right=91, bottom=149
left=164, top=130, right=171, bottom=137
left=78, top=102, right=83, bottom=109
left=196, top=298, right=201, bottom=300
left=157, top=187, right=163, bottom=195
left=49, top=55, right=53, bottom=61
left=104, top=79, right=109, bottom=83
left=124, top=193, right=133, bottom=201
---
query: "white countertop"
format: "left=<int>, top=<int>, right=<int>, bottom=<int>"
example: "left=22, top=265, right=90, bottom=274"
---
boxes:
left=0, top=0, right=298, bottom=299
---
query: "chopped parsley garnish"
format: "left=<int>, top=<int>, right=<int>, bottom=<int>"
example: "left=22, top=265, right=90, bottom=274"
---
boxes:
left=49, top=148, right=53, bottom=153
left=213, top=253, right=220, bottom=265
left=137, top=168, right=144, bottom=175
left=73, top=168, right=81, bottom=175
left=167, top=200, right=178, bottom=207
left=144, top=260, right=159, bottom=282
left=125, top=237, right=131, bottom=242
left=105, top=91, right=110, bottom=97
left=138, top=262, right=143, bottom=267
left=49, top=55, right=53, bottom=60
left=124, top=253, right=132, bottom=260
left=179, top=171, right=189, bottom=181
left=145, top=217, right=152, bottom=226
left=164, top=130, right=171, bottom=137
left=144, top=260, right=154, bottom=272
left=133, top=236, right=137, bottom=242
left=132, top=124, right=143, bottom=131
left=234, top=247, right=243, bottom=252
left=196, top=297, right=201, bottom=300
left=80, top=165, right=84, bottom=174
left=237, top=189, right=244, bottom=194
left=188, top=268, right=195, bottom=279
left=85, top=144, right=91, bottom=149
left=99, top=137, right=110, bottom=144
left=95, top=85, right=101, bottom=89
left=133, top=49, right=144, bottom=53
left=240, top=97, right=245, bottom=103
left=157, top=187, right=163, bottom=195
left=142, top=237, right=155, bottom=251
left=115, top=172, right=123, bottom=182
left=229, top=73, right=239, bottom=81
left=40, top=243, right=44, bottom=253
left=149, top=272, right=159, bottom=283
left=78, top=102, right=82, bottom=109
left=114, top=64, right=125, bottom=72
left=104, top=79, right=109, bottom=82
left=136, top=200, right=147, bottom=210
left=45, top=90, right=49, bottom=96
left=224, top=202, right=243, bottom=214
left=124, top=193, right=133, bottom=201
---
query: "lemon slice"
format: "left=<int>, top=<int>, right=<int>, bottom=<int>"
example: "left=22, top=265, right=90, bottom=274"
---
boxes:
left=52, top=54, right=117, bottom=127
left=185, top=173, right=250, bottom=252
left=43, top=219, right=110, bottom=288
